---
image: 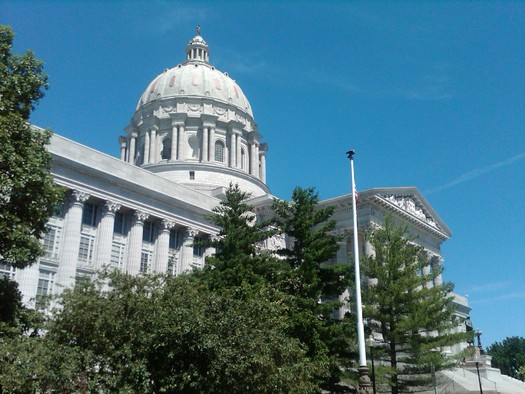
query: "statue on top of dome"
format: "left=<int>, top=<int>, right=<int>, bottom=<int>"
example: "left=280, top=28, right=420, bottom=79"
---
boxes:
left=196, top=25, right=201, bottom=35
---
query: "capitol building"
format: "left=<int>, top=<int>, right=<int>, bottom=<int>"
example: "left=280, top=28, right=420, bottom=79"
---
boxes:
left=6, top=30, right=470, bottom=350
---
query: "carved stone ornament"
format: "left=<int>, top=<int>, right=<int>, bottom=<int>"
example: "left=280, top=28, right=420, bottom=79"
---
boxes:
left=382, top=195, right=439, bottom=229
left=213, top=106, right=226, bottom=116
left=103, top=200, right=121, bottom=214
left=70, top=190, right=90, bottom=204
left=266, top=233, right=286, bottom=251
left=161, top=105, right=176, bottom=113
left=161, top=219, right=176, bottom=231
left=186, top=227, right=199, bottom=238
left=187, top=103, right=202, bottom=113
left=133, top=210, right=150, bottom=223
left=236, top=114, right=245, bottom=124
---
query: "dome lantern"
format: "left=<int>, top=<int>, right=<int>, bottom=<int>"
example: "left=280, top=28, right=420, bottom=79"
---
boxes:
left=185, top=25, right=209, bottom=63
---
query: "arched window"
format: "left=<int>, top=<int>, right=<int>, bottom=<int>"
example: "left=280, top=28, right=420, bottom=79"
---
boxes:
left=215, top=141, right=225, bottom=163
left=241, top=148, right=246, bottom=170
left=161, top=138, right=171, bottom=160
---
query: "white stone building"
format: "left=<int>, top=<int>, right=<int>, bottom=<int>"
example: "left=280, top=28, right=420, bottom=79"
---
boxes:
left=3, top=31, right=470, bottom=351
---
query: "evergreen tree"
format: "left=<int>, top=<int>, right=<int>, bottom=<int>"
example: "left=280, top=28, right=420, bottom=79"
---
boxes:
left=198, top=183, right=283, bottom=289
left=0, top=25, right=63, bottom=269
left=273, top=187, right=355, bottom=389
left=361, top=216, right=468, bottom=394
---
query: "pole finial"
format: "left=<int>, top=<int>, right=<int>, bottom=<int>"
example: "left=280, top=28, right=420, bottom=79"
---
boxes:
left=346, top=150, right=356, bottom=159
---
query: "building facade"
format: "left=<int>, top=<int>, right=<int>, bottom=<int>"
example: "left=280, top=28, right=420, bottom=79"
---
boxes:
left=6, top=31, right=470, bottom=352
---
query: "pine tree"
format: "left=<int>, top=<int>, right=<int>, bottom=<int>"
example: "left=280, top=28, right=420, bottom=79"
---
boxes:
left=273, top=186, right=355, bottom=389
left=362, top=216, right=469, bottom=393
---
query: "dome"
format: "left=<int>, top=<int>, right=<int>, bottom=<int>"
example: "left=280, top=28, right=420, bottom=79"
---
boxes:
left=136, top=33, right=253, bottom=118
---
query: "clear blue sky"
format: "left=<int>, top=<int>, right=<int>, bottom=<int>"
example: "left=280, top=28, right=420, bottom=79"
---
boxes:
left=3, top=1, right=524, bottom=348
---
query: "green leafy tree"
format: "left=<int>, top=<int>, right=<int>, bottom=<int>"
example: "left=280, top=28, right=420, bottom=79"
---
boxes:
left=273, top=187, right=355, bottom=389
left=361, top=216, right=468, bottom=394
left=198, top=183, right=284, bottom=289
left=487, top=336, right=525, bottom=380
left=0, top=25, right=63, bottom=269
left=40, top=272, right=318, bottom=393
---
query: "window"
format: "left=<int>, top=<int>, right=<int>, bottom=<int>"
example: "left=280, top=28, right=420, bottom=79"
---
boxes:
left=82, top=203, right=97, bottom=227
left=161, top=138, right=171, bottom=160
left=143, top=221, right=154, bottom=243
left=140, top=251, right=152, bottom=273
left=36, top=270, right=55, bottom=310
left=169, top=229, right=180, bottom=249
left=193, top=236, right=205, bottom=257
left=0, top=262, right=16, bottom=280
left=78, top=234, right=96, bottom=264
left=189, top=170, right=195, bottom=180
left=215, top=141, right=224, bottom=162
left=42, top=225, right=61, bottom=260
left=110, top=241, right=126, bottom=270
left=114, top=212, right=127, bottom=235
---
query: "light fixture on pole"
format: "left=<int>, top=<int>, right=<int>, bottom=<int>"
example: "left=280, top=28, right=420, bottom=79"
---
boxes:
left=347, top=150, right=372, bottom=394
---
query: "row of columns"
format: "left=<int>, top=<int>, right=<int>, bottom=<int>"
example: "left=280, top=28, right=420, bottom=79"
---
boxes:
left=121, top=125, right=267, bottom=181
left=18, top=190, right=214, bottom=302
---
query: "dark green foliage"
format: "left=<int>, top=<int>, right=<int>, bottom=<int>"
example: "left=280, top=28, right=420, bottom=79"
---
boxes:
left=487, top=336, right=525, bottom=380
left=273, top=187, right=355, bottom=388
left=0, top=25, right=63, bottom=268
left=362, top=216, right=469, bottom=394
left=40, top=272, right=318, bottom=393
left=198, top=183, right=284, bottom=289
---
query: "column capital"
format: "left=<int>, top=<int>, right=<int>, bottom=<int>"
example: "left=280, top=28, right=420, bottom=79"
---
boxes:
left=133, top=210, right=149, bottom=224
left=186, top=227, right=199, bottom=238
left=103, top=200, right=121, bottom=214
left=160, top=219, right=176, bottom=232
left=170, top=113, right=188, bottom=126
left=69, top=190, right=90, bottom=204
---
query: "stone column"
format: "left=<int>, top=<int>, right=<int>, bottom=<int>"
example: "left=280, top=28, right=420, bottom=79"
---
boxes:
left=250, top=143, right=256, bottom=175
left=236, top=134, right=242, bottom=169
left=254, top=143, right=260, bottom=178
left=143, top=131, right=150, bottom=164
left=230, top=131, right=236, bottom=167
left=260, top=152, right=266, bottom=183
left=178, top=124, right=186, bottom=161
left=149, top=127, right=157, bottom=164
left=179, top=227, right=198, bottom=273
left=94, top=200, right=121, bottom=270
left=155, top=219, right=175, bottom=274
left=127, top=211, right=149, bottom=275
left=119, top=136, right=127, bottom=161
left=128, top=133, right=136, bottom=164
left=56, top=190, right=90, bottom=291
left=171, top=125, right=178, bottom=161
left=16, top=263, right=40, bottom=308
left=422, top=264, right=432, bottom=288
left=434, top=257, right=443, bottom=286
left=209, top=126, right=215, bottom=161
left=202, top=126, right=208, bottom=162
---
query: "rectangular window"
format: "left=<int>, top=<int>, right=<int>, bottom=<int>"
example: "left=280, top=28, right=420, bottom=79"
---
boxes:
left=36, top=270, right=55, bottom=310
left=78, top=234, right=96, bottom=264
left=140, top=250, right=152, bottom=273
left=82, top=203, right=97, bottom=227
left=110, top=241, right=126, bottom=271
left=0, top=262, right=16, bottom=280
left=113, top=212, right=127, bottom=235
left=169, top=229, right=179, bottom=249
left=142, top=221, right=154, bottom=243
left=193, top=236, right=205, bottom=257
left=42, top=225, right=61, bottom=260
left=189, top=170, right=195, bottom=180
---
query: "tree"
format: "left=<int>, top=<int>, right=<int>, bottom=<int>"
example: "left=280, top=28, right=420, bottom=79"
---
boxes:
left=0, top=25, right=62, bottom=269
left=198, top=183, right=284, bottom=289
left=487, top=336, right=525, bottom=380
left=361, top=216, right=468, bottom=394
left=273, top=187, right=356, bottom=389
left=40, top=272, right=318, bottom=393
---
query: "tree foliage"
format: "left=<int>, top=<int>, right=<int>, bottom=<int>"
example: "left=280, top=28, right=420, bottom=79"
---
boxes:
left=0, top=24, right=62, bottom=268
left=361, top=216, right=468, bottom=394
left=273, top=187, right=356, bottom=388
left=487, top=336, right=525, bottom=380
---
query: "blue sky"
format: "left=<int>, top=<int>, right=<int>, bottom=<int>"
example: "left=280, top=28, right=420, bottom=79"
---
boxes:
left=3, top=1, right=524, bottom=348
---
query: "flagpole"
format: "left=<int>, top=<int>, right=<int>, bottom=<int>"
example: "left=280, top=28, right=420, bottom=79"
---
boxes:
left=347, top=150, right=372, bottom=394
